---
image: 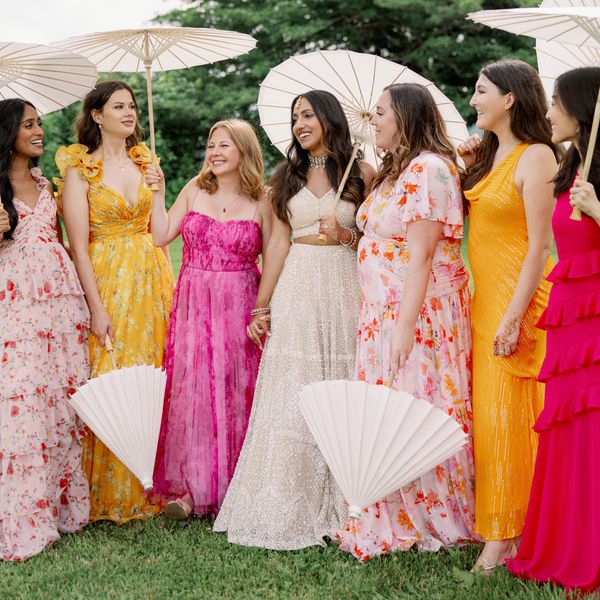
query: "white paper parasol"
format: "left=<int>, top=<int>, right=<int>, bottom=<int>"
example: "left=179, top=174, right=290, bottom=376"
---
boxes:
left=55, top=27, right=257, bottom=159
left=257, top=50, right=468, bottom=167
left=467, top=6, right=600, bottom=49
left=536, top=1, right=600, bottom=102
left=69, top=338, right=166, bottom=491
left=0, top=42, right=97, bottom=115
left=298, top=380, right=468, bottom=519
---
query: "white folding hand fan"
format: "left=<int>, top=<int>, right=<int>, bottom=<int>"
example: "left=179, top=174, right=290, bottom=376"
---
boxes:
left=298, top=380, right=467, bottom=519
left=70, top=338, right=166, bottom=491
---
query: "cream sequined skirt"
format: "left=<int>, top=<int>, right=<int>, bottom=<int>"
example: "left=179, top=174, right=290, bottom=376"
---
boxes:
left=213, top=243, right=359, bottom=549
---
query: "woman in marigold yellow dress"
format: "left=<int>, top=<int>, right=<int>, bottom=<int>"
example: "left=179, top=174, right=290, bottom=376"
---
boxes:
left=56, top=81, right=173, bottom=523
left=461, top=60, right=557, bottom=571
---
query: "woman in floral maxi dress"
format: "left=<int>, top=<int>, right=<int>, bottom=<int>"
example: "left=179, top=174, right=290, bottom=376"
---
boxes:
left=0, top=99, right=90, bottom=561
left=335, top=84, right=477, bottom=561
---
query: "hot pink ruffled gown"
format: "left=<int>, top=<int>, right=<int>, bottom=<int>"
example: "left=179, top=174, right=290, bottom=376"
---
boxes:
left=0, top=168, right=90, bottom=561
left=507, top=185, right=600, bottom=592
left=153, top=211, right=261, bottom=516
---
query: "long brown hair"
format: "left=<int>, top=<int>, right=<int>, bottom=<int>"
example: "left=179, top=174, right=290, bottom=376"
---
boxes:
left=269, top=90, right=364, bottom=225
left=552, top=67, right=600, bottom=199
left=370, top=83, right=458, bottom=191
left=196, top=119, right=264, bottom=201
left=76, top=80, right=143, bottom=152
left=463, top=60, right=556, bottom=191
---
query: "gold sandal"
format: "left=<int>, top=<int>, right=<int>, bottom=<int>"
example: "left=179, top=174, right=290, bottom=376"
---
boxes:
left=165, top=498, right=192, bottom=520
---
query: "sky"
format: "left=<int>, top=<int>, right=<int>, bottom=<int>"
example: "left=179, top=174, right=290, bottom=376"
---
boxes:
left=0, top=0, right=186, bottom=44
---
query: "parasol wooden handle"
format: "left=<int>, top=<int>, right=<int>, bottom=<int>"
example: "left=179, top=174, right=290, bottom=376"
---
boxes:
left=319, top=141, right=362, bottom=243
left=104, top=335, right=117, bottom=371
left=572, top=87, right=600, bottom=221
left=144, top=54, right=160, bottom=193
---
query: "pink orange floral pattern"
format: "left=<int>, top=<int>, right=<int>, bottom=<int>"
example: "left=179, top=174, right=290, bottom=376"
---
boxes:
left=0, top=168, right=90, bottom=561
left=335, top=152, right=478, bottom=561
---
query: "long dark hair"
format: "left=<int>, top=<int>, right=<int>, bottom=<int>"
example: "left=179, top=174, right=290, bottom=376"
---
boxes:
left=371, top=83, right=458, bottom=191
left=464, top=59, right=557, bottom=191
left=0, top=98, right=37, bottom=240
left=553, top=67, right=600, bottom=199
left=269, top=90, right=364, bottom=224
left=76, top=80, right=143, bottom=152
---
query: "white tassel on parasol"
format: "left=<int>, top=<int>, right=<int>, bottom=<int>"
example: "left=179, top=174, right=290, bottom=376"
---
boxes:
left=298, top=380, right=468, bottom=519
left=69, top=337, right=166, bottom=491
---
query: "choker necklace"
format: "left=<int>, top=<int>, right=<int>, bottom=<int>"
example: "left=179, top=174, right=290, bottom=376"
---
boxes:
left=308, top=155, right=328, bottom=171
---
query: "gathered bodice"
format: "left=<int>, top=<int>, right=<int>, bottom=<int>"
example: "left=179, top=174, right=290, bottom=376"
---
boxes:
left=289, top=187, right=357, bottom=239
left=55, top=143, right=154, bottom=242
left=181, top=212, right=261, bottom=272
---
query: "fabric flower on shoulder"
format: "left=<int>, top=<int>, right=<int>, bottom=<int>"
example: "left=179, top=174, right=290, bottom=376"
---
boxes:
left=29, top=167, right=46, bottom=191
left=79, top=153, right=103, bottom=183
left=129, top=143, right=152, bottom=166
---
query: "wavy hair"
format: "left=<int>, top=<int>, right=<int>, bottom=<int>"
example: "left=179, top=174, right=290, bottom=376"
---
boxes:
left=196, top=119, right=264, bottom=201
left=269, top=90, right=365, bottom=225
left=463, top=59, right=557, bottom=191
left=552, top=67, right=600, bottom=199
left=0, top=98, right=37, bottom=240
left=370, top=83, right=458, bottom=191
left=76, top=80, right=143, bottom=152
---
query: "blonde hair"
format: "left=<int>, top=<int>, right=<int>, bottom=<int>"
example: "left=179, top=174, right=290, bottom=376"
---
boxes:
left=196, top=119, right=264, bottom=201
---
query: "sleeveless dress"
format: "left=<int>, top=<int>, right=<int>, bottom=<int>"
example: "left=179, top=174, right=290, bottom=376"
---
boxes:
left=507, top=184, right=600, bottom=592
left=214, top=188, right=358, bottom=549
left=0, top=168, right=90, bottom=561
left=55, top=143, right=174, bottom=523
left=463, top=143, right=552, bottom=541
left=153, top=206, right=262, bottom=516
left=335, top=152, right=477, bottom=562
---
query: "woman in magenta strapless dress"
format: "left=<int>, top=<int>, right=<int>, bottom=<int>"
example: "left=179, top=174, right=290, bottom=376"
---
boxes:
left=148, top=120, right=272, bottom=518
left=507, top=67, right=600, bottom=592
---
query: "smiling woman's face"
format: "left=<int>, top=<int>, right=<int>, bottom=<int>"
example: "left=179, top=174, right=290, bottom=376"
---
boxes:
left=93, top=88, right=137, bottom=139
left=13, top=104, right=44, bottom=159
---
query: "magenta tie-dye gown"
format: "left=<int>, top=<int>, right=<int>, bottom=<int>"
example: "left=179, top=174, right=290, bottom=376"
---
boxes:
left=153, top=211, right=262, bottom=516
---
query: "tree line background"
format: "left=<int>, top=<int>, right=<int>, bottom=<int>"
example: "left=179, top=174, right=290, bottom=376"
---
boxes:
left=40, top=0, right=538, bottom=207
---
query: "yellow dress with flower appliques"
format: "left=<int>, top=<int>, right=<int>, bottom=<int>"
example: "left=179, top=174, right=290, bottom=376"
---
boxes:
left=55, top=143, right=173, bottom=523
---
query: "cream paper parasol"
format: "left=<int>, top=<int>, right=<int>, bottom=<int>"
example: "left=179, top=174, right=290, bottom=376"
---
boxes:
left=298, top=380, right=467, bottom=519
left=468, top=4, right=600, bottom=220
left=0, top=42, right=97, bottom=115
left=55, top=27, right=257, bottom=165
left=69, top=337, right=166, bottom=491
left=258, top=49, right=468, bottom=168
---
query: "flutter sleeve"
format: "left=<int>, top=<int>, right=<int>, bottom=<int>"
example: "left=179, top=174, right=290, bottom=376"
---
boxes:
left=53, top=144, right=102, bottom=210
left=391, top=152, right=464, bottom=239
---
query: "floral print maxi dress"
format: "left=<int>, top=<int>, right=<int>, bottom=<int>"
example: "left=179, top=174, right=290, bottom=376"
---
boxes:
left=55, top=144, right=173, bottom=523
left=335, top=152, right=477, bottom=561
left=0, top=168, right=90, bottom=561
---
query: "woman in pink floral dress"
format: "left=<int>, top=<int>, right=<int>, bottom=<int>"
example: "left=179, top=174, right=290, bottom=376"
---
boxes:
left=0, top=99, right=90, bottom=561
left=335, top=84, right=477, bottom=561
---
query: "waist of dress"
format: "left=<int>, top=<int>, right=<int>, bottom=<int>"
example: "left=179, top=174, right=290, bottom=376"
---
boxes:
left=89, top=230, right=152, bottom=242
left=182, top=258, right=259, bottom=272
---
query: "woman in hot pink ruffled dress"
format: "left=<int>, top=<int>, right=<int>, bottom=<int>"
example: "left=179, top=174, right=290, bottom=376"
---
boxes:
left=507, top=67, right=600, bottom=593
left=0, top=99, right=90, bottom=561
left=149, top=119, right=272, bottom=519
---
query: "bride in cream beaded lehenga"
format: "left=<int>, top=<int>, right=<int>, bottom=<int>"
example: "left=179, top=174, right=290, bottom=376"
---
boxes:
left=214, top=187, right=358, bottom=550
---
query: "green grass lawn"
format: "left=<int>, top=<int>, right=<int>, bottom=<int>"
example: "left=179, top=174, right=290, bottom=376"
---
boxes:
left=11, top=230, right=563, bottom=599
left=0, top=517, right=565, bottom=600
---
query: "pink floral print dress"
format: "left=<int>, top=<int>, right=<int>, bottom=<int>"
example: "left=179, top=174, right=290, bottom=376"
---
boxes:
left=0, top=168, right=90, bottom=561
left=335, top=152, right=477, bottom=561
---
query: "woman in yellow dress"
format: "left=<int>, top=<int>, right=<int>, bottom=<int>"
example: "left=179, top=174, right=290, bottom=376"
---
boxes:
left=461, top=60, right=557, bottom=570
left=57, top=81, right=173, bottom=523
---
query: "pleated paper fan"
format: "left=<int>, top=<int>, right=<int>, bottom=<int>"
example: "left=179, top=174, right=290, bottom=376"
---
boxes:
left=298, top=380, right=467, bottom=518
left=70, top=364, right=166, bottom=491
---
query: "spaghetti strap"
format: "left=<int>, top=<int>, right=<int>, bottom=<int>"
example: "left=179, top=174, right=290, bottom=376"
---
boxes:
left=189, top=185, right=202, bottom=212
left=251, top=200, right=260, bottom=222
